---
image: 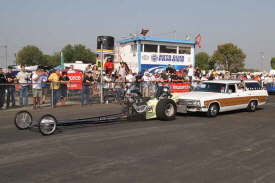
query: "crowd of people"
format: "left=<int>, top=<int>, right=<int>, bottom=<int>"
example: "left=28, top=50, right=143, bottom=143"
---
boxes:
left=0, top=59, right=275, bottom=110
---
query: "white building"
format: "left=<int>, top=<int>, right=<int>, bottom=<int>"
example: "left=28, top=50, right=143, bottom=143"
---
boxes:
left=118, top=37, right=196, bottom=74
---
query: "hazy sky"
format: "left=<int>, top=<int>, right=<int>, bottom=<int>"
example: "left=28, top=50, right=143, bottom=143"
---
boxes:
left=0, top=0, right=274, bottom=70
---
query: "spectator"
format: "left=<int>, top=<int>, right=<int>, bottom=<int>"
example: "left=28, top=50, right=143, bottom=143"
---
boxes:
left=60, top=71, right=70, bottom=106
left=142, top=72, right=151, bottom=97
left=91, top=65, right=100, bottom=96
left=81, top=71, right=93, bottom=105
left=118, top=62, right=126, bottom=79
left=103, top=73, right=113, bottom=103
left=48, top=69, right=60, bottom=107
left=0, top=67, right=6, bottom=109
left=160, top=70, right=169, bottom=82
left=69, top=65, right=74, bottom=71
left=32, top=69, right=43, bottom=109
left=16, top=65, right=31, bottom=106
left=85, top=64, right=92, bottom=72
left=104, top=57, right=114, bottom=74
left=195, top=67, right=202, bottom=78
left=208, top=72, right=215, bottom=80
left=114, top=74, right=124, bottom=100
left=187, top=65, right=193, bottom=81
left=40, top=69, right=48, bottom=104
left=5, top=66, right=16, bottom=108
left=166, top=64, right=175, bottom=75
left=125, top=70, right=135, bottom=83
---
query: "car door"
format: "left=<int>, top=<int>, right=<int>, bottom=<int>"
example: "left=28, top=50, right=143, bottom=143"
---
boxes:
left=220, top=84, right=241, bottom=111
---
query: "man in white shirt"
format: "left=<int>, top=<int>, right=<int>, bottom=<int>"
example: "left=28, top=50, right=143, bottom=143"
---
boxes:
left=142, top=72, right=151, bottom=97
left=32, top=69, right=42, bottom=109
left=102, top=73, right=113, bottom=103
left=126, top=70, right=136, bottom=83
left=187, top=65, right=193, bottom=82
left=118, top=62, right=126, bottom=79
left=16, top=65, right=31, bottom=106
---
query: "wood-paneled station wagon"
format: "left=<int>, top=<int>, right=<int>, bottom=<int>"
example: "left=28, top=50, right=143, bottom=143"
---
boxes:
left=177, top=80, right=268, bottom=117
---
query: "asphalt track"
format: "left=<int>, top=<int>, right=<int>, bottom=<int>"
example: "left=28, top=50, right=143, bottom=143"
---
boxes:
left=1, top=96, right=275, bottom=183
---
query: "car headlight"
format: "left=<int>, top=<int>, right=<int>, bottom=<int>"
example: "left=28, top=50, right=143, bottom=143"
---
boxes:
left=178, top=99, right=201, bottom=106
left=190, top=100, right=201, bottom=106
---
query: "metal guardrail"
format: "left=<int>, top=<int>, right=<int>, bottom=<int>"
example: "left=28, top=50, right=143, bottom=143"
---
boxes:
left=0, top=81, right=191, bottom=110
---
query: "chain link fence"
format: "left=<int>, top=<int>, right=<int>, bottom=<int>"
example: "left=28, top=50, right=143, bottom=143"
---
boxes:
left=0, top=81, right=191, bottom=110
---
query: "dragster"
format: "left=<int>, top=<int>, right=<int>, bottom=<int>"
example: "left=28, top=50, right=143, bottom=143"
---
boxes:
left=14, top=83, right=180, bottom=136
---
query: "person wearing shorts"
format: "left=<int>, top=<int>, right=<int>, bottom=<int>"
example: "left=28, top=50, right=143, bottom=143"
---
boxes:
left=32, top=69, right=42, bottom=109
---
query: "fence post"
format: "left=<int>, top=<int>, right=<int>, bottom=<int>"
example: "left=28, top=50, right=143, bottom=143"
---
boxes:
left=51, top=86, right=54, bottom=108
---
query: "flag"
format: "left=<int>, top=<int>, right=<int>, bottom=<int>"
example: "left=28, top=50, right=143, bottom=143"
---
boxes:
left=195, top=34, right=202, bottom=48
left=141, top=29, right=149, bottom=36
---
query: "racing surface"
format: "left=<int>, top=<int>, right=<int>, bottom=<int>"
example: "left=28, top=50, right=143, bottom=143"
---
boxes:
left=1, top=95, right=275, bottom=183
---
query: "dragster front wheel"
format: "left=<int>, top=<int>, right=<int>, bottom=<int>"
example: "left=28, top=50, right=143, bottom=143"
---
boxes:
left=39, top=114, right=57, bottom=136
left=14, top=111, right=33, bottom=130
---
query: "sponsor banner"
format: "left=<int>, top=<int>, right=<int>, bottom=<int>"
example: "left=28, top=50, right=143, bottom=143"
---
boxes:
left=67, top=71, right=83, bottom=90
left=141, top=53, right=193, bottom=66
left=141, top=64, right=188, bottom=74
left=169, top=82, right=191, bottom=93
left=96, top=49, right=115, bottom=54
left=151, top=54, right=184, bottom=62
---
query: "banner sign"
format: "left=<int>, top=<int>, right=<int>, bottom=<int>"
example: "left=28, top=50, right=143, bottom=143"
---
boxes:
left=169, top=82, right=191, bottom=93
left=141, top=64, right=188, bottom=74
left=151, top=54, right=184, bottom=62
left=67, top=71, right=83, bottom=90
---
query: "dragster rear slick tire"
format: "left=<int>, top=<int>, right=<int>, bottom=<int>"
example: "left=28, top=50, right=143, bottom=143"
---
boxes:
left=156, top=99, right=177, bottom=121
left=39, top=114, right=57, bottom=136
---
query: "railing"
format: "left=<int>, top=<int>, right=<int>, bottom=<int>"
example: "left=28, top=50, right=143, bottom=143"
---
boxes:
left=0, top=81, right=191, bottom=110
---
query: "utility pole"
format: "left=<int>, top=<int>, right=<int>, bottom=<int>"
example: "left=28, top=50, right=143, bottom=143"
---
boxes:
left=4, top=45, right=7, bottom=69
left=260, top=52, right=265, bottom=72
left=0, top=45, right=8, bottom=69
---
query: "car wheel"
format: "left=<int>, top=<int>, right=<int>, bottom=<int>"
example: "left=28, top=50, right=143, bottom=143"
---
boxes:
left=247, top=100, right=257, bottom=112
left=156, top=99, right=177, bottom=121
left=207, top=103, right=219, bottom=117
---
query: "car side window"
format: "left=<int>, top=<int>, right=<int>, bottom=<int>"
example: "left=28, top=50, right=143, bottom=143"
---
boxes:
left=228, top=84, right=236, bottom=93
left=245, top=82, right=261, bottom=90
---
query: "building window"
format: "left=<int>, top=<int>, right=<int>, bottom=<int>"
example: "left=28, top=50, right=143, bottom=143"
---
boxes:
left=179, top=46, right=191, bottom=54
left=131, top=44, right=137, bottom=56
left=159, top=45, right=177, bottom=54
left=144, top=44, right=158, bottom=52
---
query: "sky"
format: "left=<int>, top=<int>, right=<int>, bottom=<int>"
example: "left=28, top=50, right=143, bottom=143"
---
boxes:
left=0, top=0, right=274, bottom=71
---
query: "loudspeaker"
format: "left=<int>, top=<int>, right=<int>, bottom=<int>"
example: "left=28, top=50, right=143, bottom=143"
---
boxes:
left=97, top=36, right=115, bottom=50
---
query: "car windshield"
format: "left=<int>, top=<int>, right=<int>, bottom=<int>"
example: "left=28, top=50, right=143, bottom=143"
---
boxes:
left=195, top=83, right=226, bottom=93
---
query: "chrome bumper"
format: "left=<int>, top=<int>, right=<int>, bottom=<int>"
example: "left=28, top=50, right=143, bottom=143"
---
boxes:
left=177, top=104, right=208, bottom=113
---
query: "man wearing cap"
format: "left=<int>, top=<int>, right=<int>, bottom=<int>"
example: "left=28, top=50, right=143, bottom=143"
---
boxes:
left=0, top=67, right=6, bottom=109
left=6, top=66, right=16, bottom=108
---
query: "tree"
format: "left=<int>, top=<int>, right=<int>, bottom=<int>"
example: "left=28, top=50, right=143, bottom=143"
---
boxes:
left=43, top=54, right=60, bottom=67
left=211, top=43, right=246, bottom=72
left=62, top=44, right=96, bottom=64
left=271, top=57, right=275, bottom=69
left=16, top=45, right=45, bottom=66
left=195, top=52, right=210, bottom=70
